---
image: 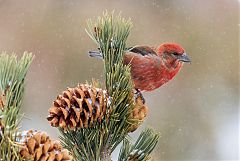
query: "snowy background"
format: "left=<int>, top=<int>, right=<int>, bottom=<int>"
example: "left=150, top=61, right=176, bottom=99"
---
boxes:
left=0, top=0, right=238, bottom=160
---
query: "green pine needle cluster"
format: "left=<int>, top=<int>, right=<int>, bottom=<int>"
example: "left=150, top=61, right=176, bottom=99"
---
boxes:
left=0, top=52, right=33, bottom=161
left=118, top=128, right=160, bottom=161
left=86, top=11, right=135, bottom=154
left=59, top=12, right=160, bottom=161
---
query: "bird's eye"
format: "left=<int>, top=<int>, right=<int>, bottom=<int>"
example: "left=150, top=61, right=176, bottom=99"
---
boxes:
left=172, top=52, right=179, bottom=56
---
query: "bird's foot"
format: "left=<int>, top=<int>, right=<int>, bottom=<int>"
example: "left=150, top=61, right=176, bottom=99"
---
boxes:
left=134, top=89, right=145, bottom=104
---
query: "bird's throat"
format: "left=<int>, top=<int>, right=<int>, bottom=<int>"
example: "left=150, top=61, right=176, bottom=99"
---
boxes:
left=162, top=60, right=183, bottom=80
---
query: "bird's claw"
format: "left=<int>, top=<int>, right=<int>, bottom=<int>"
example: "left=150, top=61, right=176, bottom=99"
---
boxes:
left=134, top=89, right=145, bottom=104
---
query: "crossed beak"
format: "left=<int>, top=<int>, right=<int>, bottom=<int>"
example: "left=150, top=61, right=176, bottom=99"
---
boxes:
left=177, top=53, right=191, bottom=63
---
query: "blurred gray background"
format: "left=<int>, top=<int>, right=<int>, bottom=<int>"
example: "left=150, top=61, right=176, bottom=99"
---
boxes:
left=0, top=0, right=239, bottom=160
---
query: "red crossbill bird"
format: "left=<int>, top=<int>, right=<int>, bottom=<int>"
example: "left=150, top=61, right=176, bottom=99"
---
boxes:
left=89, top=43, right=190, bottom=102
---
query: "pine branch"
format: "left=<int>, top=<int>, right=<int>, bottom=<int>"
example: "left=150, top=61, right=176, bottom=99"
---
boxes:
left=58, top=11, right=160, bottom=161
left=118, top=128, right=160, bottom=161
left=0, top=52, right=33, bottom=160
left=59, top=127, right=105, bottom=161
left=0, top=52, right=33, bottom=109
left=86, top=11, right=134, bottom=159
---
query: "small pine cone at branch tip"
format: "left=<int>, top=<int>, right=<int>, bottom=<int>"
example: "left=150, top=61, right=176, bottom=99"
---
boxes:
left=128, top=94, right=148, bottom=132
left=18, top=130, right=72, bottom=161
left=47, top=83, right=111, bottom=130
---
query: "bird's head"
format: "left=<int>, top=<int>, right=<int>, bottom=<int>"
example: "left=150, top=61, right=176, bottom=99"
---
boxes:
left=157, top=43, right=191, bottom=69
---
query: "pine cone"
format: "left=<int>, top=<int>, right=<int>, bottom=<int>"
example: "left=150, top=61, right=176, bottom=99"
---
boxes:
left=47, top=83, right=109, bottom=130
left=128, top=95, right=148, bottom=132
left=19, top=130, right=72, bottom=161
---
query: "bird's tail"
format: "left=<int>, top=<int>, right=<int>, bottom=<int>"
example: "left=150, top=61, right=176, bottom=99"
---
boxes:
left=88, top=51, right=103, bottom=59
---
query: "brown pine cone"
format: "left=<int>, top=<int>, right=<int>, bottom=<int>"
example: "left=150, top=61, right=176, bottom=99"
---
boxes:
left=47, top=83, right=110, bottom=130
left=19, top=130, right=72, bottom=161
left=128, top=94, right=148, bottom=132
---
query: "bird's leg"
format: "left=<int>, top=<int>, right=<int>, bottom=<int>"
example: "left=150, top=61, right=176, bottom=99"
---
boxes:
left=134, top=89, right=145, bottom=104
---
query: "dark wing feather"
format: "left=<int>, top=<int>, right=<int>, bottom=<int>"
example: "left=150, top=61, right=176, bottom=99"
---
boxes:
left=128, top=46, right=157, bottom=56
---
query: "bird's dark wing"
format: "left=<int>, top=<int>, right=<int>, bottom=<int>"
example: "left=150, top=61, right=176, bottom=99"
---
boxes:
left=128, top=46, right=157, bottom=56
